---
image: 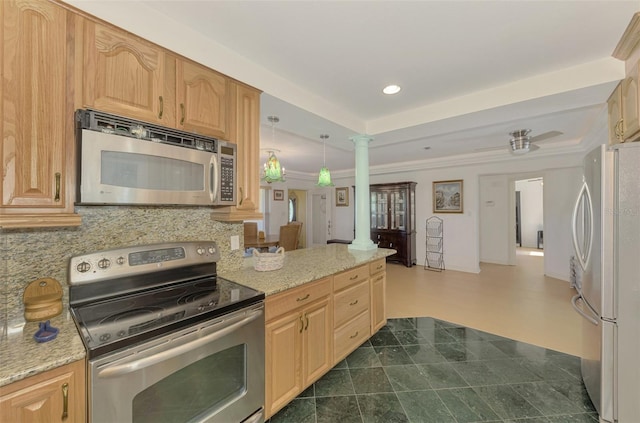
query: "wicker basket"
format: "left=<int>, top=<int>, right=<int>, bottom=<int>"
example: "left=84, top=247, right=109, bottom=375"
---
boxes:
left=252, top=247, right=285, bottom=272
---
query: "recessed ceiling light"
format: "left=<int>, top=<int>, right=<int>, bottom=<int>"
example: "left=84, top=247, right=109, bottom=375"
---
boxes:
left=383, top=84, right=401, bottom=95
left=423, top=146, right=431, bottom=150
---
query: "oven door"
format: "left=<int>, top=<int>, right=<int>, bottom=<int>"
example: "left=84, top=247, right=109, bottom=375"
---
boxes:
left=89, top=304, right=264, bottom=423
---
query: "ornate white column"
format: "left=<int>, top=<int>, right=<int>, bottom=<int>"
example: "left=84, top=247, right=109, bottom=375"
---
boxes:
left=348, top=135, right=377, bottom=251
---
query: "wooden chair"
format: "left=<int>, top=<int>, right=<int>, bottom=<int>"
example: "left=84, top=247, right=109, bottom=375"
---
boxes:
left=243, top=222, right=258, bottom=239
left=279, top=223, right=302, bottom=251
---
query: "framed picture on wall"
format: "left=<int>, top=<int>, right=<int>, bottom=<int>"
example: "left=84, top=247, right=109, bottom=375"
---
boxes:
left=433, top=180, right=463, bottom=213
left=273, top=189, right=284, bottom=201
left=336, top=187, right=349, bottom=207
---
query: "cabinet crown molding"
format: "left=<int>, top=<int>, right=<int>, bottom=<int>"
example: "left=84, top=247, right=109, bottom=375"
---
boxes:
left=613, top=12, right=640, bottom=61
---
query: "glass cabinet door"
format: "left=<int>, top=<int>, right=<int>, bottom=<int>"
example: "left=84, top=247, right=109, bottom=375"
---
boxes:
left=390, top=191, right=406, bottom=230
left=370, top=191, right=388, bottom=229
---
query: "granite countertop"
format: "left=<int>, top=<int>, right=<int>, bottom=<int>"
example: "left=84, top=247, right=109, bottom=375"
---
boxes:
left=0, top=244, right=394, bottom=388
left=220, top=244, right=396, bottom=296
left=0, top=310, right=86, bottom=387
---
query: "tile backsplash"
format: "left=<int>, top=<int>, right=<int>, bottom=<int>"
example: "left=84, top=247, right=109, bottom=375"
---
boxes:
left=1, top=206, right=243, bottom=336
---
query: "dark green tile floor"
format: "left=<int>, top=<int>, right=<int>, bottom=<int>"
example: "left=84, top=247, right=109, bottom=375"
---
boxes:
left=267, top=317, right=597, bottom=423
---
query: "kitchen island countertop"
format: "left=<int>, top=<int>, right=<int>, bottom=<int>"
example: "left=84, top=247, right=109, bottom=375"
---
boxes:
left=220, top=244, right=396, bottom=296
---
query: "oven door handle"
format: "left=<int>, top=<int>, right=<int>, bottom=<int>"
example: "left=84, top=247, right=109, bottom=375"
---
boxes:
left=97, top=308, right=263, bottom=379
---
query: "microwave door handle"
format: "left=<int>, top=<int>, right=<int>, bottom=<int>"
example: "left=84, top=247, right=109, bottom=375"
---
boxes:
left=210, top=156, right=219, bottom=203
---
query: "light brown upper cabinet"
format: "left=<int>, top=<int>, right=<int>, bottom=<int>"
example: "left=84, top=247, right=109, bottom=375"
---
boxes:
left=607, top=83, right=623, bottom=144
left=0, top=0, right=81, bottom=228
left=79, top=20, right=172, bottom=125
left=79, top=21, right=230, bottom=139
left=175, top=58, right=229, bottom=139
left=611, top=12, right=640, bottom=143
left=621, top=67, right=640, bottom=141
left=211, top=81, right=263, bottom=221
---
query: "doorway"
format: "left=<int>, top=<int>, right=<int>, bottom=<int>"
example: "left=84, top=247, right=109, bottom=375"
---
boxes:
left=514, top=178, right=544, bottom=256
left=310, top=188, right=332, bottom=247
left=479, top=174, right=544, bottom=269
left=288, top=189, right=307, bottom=248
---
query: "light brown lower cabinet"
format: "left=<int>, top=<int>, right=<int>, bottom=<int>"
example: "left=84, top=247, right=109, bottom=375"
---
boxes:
left=333, top=269, right=371, bottom=363
left=370, top=259, right=387, bottom=333
left=0, top=359, right=85, bottom=423
left=265, top=259, right=388, bottom=419
left=265, top=278, right=332, bottom=418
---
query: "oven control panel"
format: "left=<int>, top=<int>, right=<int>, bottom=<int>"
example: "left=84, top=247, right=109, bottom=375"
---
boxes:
left=69, top=241, right=220, bottom=285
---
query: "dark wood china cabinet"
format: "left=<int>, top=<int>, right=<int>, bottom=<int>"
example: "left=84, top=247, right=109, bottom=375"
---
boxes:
left=370, top=182, right=417, bottom=267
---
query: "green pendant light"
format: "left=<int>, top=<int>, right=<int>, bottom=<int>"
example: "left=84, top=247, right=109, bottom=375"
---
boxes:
left=316, top=134, right=334, bottom=187
left=261, top=116, right=286, bottom=183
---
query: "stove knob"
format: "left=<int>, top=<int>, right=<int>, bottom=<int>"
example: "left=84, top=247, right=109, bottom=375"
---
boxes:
left=117, top=330, right=126, bottom=338
left=76, top=261, right=91, bottom=273
left=208, top=246, right=216, bottom=254
left=116, top=256, right=125, bottom=265
left=196, top=247, right=205, bottom=255
left=99, top=333, right=111, bottom=342
left=98, top=258, right=111, bottom=269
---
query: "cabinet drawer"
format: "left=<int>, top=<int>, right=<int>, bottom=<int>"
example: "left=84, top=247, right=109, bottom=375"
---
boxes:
left=334, top=310, right=370, bottom=362
left=333, top=265, right=368, bottom=292
left=265, top=277, right=331, bottom=321
left=333, top=280, right=369, bottom=328
left=369, top=259, right=386, bottom=275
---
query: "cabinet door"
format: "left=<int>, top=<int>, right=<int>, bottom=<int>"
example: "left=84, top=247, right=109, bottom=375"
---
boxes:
left=81, top=21, right=169, bottom=124
left=1, top=0, right=80, bottom=227
left=265, top=311, right=302, bottom=417
left=371, top=272, right=387, bottom=333
left=390, top=190, right=406, bottom=231
left=302, top=297, right=332, bottom=386
left=176, top=59, right=228, bottom=138
left=622, top=66, right=640, bottom=141
left=211, top=81, right=262, bottom=221
left=0, top=360, right=85, bottom=423
left=371, top=191, right=388, bottom=229
left=607, top=83, right=623, bottom=144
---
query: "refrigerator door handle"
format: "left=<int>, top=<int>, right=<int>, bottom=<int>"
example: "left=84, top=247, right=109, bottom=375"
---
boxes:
left=571, top=180, right=594, bottom=272
left=571, top=294, right=599, bottom=326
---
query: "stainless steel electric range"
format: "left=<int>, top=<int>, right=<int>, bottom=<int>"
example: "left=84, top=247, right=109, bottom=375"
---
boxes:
left=68, top=241, right=265, bottom=423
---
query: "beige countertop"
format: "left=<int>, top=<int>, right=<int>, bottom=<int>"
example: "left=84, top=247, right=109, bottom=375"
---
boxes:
left=0, top=244, right=394, bottom=388
left=0, top=310, right=86, bottom=387
left=220, top=244, right=396, bottom=296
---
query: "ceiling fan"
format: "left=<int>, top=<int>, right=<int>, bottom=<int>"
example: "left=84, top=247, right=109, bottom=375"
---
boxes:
left=476, top=129, right=563, bottom=155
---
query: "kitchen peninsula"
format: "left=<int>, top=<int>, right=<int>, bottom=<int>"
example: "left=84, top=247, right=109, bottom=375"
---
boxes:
left=221, top=243, right=396, bottom=418
left=1, top=244, right=395, bottom=421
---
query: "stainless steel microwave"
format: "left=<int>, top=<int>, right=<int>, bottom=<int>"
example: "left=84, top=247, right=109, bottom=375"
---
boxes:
left=75, top=109, right=236, bottom=206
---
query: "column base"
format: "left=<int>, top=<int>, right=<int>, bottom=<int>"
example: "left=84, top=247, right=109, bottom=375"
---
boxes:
left=348, top=239, right=378, bottom=252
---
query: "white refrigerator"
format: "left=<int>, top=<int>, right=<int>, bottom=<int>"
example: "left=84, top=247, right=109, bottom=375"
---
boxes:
left=571, top=143, right=640, bottom=422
